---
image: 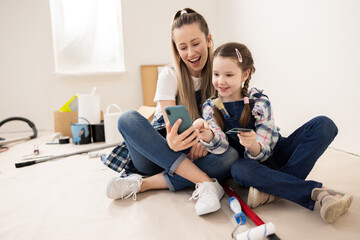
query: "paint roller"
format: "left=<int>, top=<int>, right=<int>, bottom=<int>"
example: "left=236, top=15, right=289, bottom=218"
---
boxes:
left=223, top=183, right=281, bottom=240
left=229, top=196, right=248, bottom=239
left=235, top=223, right=276, bottom=240
left=229, top=196, right=276, bottom=240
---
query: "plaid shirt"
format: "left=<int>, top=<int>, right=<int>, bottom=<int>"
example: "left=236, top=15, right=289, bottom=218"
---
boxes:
left=201, top=88, right=279, bottom=162
left=101, top=115, right=165, bottom=175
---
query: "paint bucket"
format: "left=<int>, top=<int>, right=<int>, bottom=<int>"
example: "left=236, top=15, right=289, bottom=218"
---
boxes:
left=91, top=122, right=105, bottom=142
left=71, top=117, right=92, bottom=145
left=104, top=104, right=123, bottom=144
left=78, top=94, right=101, bottom=124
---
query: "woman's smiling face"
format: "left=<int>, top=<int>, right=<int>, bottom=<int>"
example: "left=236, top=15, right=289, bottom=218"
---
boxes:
left=172, top=23, right=211, bottom=78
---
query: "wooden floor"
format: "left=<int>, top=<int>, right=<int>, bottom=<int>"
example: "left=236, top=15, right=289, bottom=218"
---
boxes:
left=0, top=131, right=359, bottom=239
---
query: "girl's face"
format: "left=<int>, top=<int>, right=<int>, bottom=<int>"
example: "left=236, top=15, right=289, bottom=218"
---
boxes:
left=212, top=56, right=248, bottom=102
left=173, top=23, right=211, bottom=78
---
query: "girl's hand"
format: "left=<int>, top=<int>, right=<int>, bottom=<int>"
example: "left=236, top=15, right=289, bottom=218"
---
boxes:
left=166, top=119, right=199, bottom=152
left=192, top=118, right=214, bottom=143
left=238, top=131, right=261, bottom=156
left=188, top=142, right=209, bottom=161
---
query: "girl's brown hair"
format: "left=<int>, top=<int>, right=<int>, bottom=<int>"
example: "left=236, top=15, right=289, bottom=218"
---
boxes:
left=212, top=42, right=256, bottom=129
left=171, top=8, right=214, bottom=121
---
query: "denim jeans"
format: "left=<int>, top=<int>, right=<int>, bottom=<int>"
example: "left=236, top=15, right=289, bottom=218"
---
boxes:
left=118, top=110, right=239, bottom=191
left=231, top=116, right=338, bottom=210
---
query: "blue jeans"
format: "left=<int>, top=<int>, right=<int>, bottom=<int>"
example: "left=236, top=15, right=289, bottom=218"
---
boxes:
left=231, top=116, right=338, bottom=210
left=118, top=110, right=239, bottom=191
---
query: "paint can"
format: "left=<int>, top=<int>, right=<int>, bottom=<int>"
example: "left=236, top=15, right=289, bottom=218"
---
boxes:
left=78, top=94, right=101, bottom=124
left=91, top=122, right=105, bottom=142
left=71, top=117, right=92, bottom=145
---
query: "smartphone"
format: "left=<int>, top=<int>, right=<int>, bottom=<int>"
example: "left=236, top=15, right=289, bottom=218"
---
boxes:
left=226, top=128, right=252, bottom=134
left=165, top=105, right=192, bottom=134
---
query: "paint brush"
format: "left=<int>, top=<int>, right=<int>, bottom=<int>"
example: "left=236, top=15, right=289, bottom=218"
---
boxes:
left=213, top=98, right=230, bottom=119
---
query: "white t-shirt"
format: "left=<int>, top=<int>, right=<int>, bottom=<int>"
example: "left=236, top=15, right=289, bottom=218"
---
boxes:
left=153, top=65, right=201, bottom=120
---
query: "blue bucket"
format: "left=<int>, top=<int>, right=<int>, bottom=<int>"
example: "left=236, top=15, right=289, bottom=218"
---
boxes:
left=71, top=117, right=91, bottom=145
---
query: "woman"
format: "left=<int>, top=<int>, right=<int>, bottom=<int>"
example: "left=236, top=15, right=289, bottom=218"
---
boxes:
left=104, top=8, right=238, bottom=216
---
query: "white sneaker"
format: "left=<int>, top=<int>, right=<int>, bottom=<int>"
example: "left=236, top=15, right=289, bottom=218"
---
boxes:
left=247, top=187, right=276, bottom=209
left=106, top=174, right=143, bottom=200
left=189, top=179, right=224, bottom=216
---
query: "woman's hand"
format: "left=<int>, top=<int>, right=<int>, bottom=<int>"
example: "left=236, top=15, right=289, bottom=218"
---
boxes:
left=166, top=119, right=199, bottom=152
left=192, top=118, right=214, bottom=143
left=188, top=142, right=208, bottom=161
left=238, top=131, right=261, bottom=157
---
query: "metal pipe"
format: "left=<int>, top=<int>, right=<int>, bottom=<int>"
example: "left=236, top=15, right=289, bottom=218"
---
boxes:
left=15, top=143, right=120, bottom=168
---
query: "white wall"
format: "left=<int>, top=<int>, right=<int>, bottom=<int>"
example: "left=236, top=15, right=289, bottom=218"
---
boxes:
left=218, top=0, right=360, bottom=155
left=0, top=0, right=219, bottom=131
left=1, top=0, right=359, bottom=155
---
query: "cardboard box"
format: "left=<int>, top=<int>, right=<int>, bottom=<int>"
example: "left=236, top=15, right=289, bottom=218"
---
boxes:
left=54, top=111, right=103, bottom=137
left=137, top=106, right=156, bottom=122
left=138, top=65, right=162, bottom=122
left=140, top=65, right=165, bottom=107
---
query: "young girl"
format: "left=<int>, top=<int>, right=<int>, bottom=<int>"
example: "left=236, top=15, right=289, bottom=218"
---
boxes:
left=193, top=42, right=353, bottom=223
left=104, top=9, right=238, bottom=216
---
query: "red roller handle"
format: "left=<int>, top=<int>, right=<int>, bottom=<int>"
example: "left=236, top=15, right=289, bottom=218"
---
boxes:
left=222, top=183, right=264, bottom=226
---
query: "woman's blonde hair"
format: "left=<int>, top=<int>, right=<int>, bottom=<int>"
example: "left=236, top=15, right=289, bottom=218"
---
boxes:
left=171, top=8, right=214, bottom=121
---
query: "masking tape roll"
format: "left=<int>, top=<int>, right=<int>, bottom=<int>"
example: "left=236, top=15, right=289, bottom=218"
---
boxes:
left=59, top=136, right=70, bottom=144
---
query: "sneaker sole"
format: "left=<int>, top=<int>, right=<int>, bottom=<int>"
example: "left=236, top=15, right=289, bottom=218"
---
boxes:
left=106, top=177, right=119, bottom=199
left=321, top=194, right=353, bottom=224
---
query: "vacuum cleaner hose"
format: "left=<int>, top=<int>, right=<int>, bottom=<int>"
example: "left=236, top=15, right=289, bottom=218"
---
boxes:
left=0, top=117, right=37, bottom=139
